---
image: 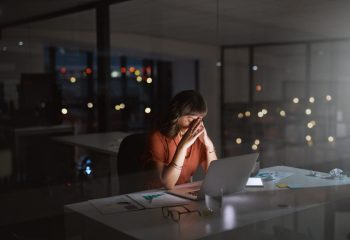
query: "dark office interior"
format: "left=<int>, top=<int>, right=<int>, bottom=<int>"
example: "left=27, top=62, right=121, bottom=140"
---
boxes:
left=1, top=0, right=350, bottom=239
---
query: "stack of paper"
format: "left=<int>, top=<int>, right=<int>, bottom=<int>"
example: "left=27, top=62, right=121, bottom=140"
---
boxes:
left=89, top=195, right=144, bottom=214
left=127, top=191, right=191, bottom=208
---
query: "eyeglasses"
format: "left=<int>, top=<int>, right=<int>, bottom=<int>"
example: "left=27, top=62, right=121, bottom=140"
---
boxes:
left=162, top=205, right=201, bottom=222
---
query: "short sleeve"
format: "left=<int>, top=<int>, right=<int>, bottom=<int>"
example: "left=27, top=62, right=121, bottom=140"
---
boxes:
left=149, top=131, right=168, bottom=165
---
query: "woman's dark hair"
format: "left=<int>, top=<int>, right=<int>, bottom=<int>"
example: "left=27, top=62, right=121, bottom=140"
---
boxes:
left=159, top=90, right=207, bottom=138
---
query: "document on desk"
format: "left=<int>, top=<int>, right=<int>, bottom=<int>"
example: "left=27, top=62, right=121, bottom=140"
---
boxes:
left=89, top=195, right=144, bottom=214
left=127, top=191, right=191, bottom=208
left=257, top=170, right=294, bottom=182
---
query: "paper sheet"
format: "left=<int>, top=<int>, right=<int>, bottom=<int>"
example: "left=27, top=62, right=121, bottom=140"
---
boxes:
left=257, top=170, right=294, bottom=182
left=246, top=177, right=264, bottom=187
left=89, top=195, right=144, bottom=214
left=127, top=191, right=191, bottom=208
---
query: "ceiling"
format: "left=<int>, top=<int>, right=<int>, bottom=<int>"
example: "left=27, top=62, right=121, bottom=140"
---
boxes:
left=2, top=0, right=350, bottom=46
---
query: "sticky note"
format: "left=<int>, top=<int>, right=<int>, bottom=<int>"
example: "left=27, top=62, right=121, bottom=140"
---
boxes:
left=276, top=183, right=288, bottom=188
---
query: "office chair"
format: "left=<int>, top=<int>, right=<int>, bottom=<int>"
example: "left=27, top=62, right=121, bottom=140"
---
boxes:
left=117, top=132, right=151, bottom=194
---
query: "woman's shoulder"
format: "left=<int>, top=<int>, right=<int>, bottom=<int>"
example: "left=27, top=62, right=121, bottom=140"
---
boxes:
left=149, top=129, right=163, bottom=138
left=149, top=130, right=167, bottom=143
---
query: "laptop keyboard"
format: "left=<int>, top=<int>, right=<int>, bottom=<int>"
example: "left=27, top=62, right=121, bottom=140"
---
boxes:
left=188, top=190, right=200, bottom=196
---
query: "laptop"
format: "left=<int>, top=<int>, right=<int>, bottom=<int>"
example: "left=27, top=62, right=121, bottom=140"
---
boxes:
left=167, top=153, right=260, bottom=200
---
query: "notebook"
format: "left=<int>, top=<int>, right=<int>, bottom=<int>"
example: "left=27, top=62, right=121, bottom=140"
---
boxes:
left=167, top=153, right=260, bottom=200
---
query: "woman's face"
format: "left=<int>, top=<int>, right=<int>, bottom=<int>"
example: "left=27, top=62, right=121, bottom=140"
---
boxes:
left=177, top=114, right=204, bottom=129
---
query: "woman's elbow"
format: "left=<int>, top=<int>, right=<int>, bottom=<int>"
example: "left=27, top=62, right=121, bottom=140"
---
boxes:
left=162, top=179, right=176, bottom=190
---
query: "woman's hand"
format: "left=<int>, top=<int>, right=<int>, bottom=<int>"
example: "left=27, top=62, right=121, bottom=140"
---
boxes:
left=198, top=122, right=217, bottom=171
left=198, top=123, right=215, bottom=151
left=161, top=118, right=204, bottom=189
left=178, top=118, right=204, bottom=149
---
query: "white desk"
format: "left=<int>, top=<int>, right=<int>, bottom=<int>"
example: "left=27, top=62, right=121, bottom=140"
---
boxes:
left=54, top=131, right=130, bottom=155
left=64, top=166, right=350, bottom=240
left=54, top=131, right=131, bottom=195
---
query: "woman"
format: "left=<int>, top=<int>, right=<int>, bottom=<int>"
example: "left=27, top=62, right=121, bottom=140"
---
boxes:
left=146, top=90, right=217, bottom=189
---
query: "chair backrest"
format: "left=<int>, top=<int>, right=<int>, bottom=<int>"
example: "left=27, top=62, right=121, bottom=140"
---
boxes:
left=117, top=132, right=149, bottom=194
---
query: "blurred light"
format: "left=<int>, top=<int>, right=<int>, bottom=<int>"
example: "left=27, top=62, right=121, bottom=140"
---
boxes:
left=129, top=66, right=136, bottom=73
left=120, top=103, right=125, bottom=109
left=111, top=70, right=120, bottom=78
left=252, top=144, right=258, bottom=150
left=261, top=109, right=268, bottom=115
left=305, top=108, right=312, bottom=115
left=2, top=46, right=7, bottom=51
left=114, top=105, right=121, bottom=111
left=60, top=67, right=67, bottom=74
left=85, top=166, right=92, bottom=175
left=257, top=111, right=264, bottom=118
left=237, top=113, right=244, bottom=119
left=254, top=139, right=260, bottom=145
left=136, top=76, right=142, bottom=82
left=252, top=65, right=258, bottom=71
left=121, top=67, right=127, bottom=74
left=146, top=66, right=152, bottom=75
left=87, top=102, right=93, bottom=108
left=85, top=68, right=92, bottom=75
left=293, top=97, right=299, bottom=104
left=255, top=84, right=262, bottom=92
left=245, top=111, right=251, bottom=117
left=305, top=135, right=312, bottom=141
left=70, top=76, right=77, bottom=83
left=307, top=120, right=316, bottom=128
left=40, top=102, right=46, bottom=108
left=307, top=121, right=314, bottom=129
left=135, top=70, right=141, bottom=76
left=18, top=41, right=24, bottom=46
left=236, top=138, right=242, bottom=144
left=216, top=61, right=222, bottom=67
left=61, top=108, right=68, bottom=115
left=328, top=136, right=335, bottom=142
left=146, top=77, right=153, bottom=83
left=309, top=97, right=315, bottom=103
left=280, top=110, right=286, bottom=117
left=145, top=107, right=151, bottom=114
left=326, top=95, right=332, bottom=101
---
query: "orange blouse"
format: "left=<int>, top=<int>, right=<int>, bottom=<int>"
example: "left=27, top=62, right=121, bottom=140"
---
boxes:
left=145, top=130, right=207, bottom=187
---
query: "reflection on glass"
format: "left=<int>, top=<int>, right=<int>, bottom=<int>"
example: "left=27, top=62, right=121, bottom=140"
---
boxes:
left=222, top=205, right=236, bottom=230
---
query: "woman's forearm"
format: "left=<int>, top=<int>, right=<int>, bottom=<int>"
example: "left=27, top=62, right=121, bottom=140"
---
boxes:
left=161, top=146, right=187, bottom=189
left=204, top=143, right=218, bottom=171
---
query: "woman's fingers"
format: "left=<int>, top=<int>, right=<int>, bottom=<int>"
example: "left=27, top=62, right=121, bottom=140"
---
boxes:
left=184, top=118, right=201, bottom=137
left=192, top=128, right=205, bottom=140
left=191, top=118, right=203, bottom=133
